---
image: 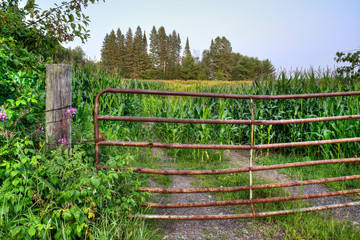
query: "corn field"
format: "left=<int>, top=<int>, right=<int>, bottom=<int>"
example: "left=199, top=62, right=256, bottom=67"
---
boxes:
left=72, top=66, right=360, bottom=165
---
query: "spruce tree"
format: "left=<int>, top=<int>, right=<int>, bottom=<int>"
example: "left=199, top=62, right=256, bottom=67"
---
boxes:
left=142, top=31, right=151, bottom=71
left=108, top=30, right=118, bottom=70
left=133, top=26, right=143, bottom=78
left=149, top=26, right=159, bottom=68
left=125, top=27, right=134, bottom=78
left=101, top=33, right=110, bottom=67
left=209, top=36, right=233, bottom=80
left=199, top=49, right=211, bottom=79
left=181, top=54, right=198, bottom=80
left=101, top=30, right=118, bottom=71
left=157, top=26, right=168, bottom=76
left=168, top=30, right=181, bottom=78
left=133, top=26, right=150, bottom=79
left=261, top=59, right=276, bottom=76
left=115, top=28, right=126, bottom=75
left=184, top=37, right=191, bottom=57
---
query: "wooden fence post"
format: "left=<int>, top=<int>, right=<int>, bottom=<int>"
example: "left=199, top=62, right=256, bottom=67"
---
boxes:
left=45, top=64, right=72, bottom=151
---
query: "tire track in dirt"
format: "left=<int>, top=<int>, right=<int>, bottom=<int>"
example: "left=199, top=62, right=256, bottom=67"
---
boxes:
left=147, top=148, right=360, bottom=239
left=148, top=148, right=283, bottom=240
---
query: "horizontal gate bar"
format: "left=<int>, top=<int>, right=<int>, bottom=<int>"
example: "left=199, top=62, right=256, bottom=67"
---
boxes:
left=138, top=175, right=360, bottom=193
left=255, top=137, right=360, bottom=149
left=95, top=88, right=360, bottom=100
left=97, top=137, right=360, bottom=150
left=97, top=115, right=360, bottom=125
left=134, top=201, right=360, bottom=220
left=97, top=115, right=251, bottom=124
left=144, top=188, right=360, bottom=208
left=97, top=140, right=251, bottom=149
left=98, top=158, right=360, bottom=175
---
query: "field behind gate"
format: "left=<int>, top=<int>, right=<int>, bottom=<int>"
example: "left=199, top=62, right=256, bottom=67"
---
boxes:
left=71, top=65, right=360, bottom=239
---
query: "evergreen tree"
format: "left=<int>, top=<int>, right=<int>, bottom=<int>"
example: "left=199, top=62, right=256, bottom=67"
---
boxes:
left=125, top=27, right=134, bottom=77
left=101, top=30, right=117, bottom=71
left=184, top=37, right=191, bottom=57
left=157, top=26, right=168, bottom=76
left=261, top=59, right=276, bottom=76
left=115, top=28, right=126, bottom=74
left=143, top=32, right=148, bottom=52
left=133, top=26, right=143, bottom=78
left=101, top=33, right=110, bottom=66
left=168, top=30, right=182, bottom=78
left=149, top=26, right=159, bottom=68
left=181, top=54, right=199, bottom=80
left=198, top=50, right=211, bottom=79
left=133, top=26, right=149, bottom=79
left=209, top=36, right=233, bottom=80
left=101, top=26, right=275, bottom=80
left=142, top=31, right=151, bottom=71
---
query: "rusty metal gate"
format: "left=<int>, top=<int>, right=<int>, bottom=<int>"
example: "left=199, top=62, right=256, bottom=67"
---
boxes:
left=94, top=88, right=360, bottom=220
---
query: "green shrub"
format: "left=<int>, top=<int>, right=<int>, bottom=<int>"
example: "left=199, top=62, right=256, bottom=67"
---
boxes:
left=0, top=137, right=145, bottom=239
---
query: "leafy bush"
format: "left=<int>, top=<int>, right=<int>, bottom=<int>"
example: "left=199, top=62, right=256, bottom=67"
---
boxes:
left=0, top=131, right=145, bottom=239
left=0, top=37, right=45, bottom=104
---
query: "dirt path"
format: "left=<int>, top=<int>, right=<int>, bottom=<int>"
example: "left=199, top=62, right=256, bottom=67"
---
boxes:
left=149, top=148, right=282, bottom=239
left=148, top=148, right=360, bottom=239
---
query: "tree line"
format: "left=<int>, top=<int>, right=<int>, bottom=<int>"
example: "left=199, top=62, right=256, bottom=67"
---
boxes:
left=101, top=25, right=276, bottom=80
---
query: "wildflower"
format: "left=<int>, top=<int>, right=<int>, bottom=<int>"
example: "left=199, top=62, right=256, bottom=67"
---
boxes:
left=0, top=110, right=7, bottom=120
left=65, top=108, right=77, bottom=118
left=34, top=127, right=44, bottom=133
left=58, top=138, right=66, bottom=144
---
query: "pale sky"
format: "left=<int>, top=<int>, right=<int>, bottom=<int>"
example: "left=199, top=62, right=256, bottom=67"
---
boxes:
left=34, top=0, right=360, bottom=71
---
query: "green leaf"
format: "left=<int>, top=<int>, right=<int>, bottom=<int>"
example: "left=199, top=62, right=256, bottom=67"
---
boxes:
left=50, top=177, right=58, bottom=185
left=62, top=209, right=73, bottom=222
left=28, top=226, right=36, bottom=237
left=73, top=190, right=80, bottom=200
left=90, top=177, right=100, bottom=188
left=11, top=226, right=23, bottom=238
left=65, top=190, right=74, bottom=200
left=74, top=210, right=81, bottom=220
left=69, top=14, right=75, bottom=22
left=12, top=179, right=20, bottom=186
left=11, top=170, right=19, bottom=178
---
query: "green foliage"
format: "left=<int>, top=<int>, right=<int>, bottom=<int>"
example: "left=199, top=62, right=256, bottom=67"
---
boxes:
left=0, top=137, right=145, bottom=239
left=100, top=26, right=276, bottom=80
left=180, top=54, right=199, bottom=80
left=208, top=36, right=233, bottom=80
left=0, top=0, right=163, bottom=238
left=53, top=46, right=86, bottom=66
left=184, top=37, right=191, bottom=57
left=101, top=26, right=150, bottom=78
left=0, top=37, right=45, bottom=103
left=1, top=0, right=105, bottom=58
left=0, top=63, right=151, bottom=238
left=0, top=1, right=56, bottom=58
left=335, top=50, right=360, bottom=82
left=231, top=53, right=275, bottom=80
